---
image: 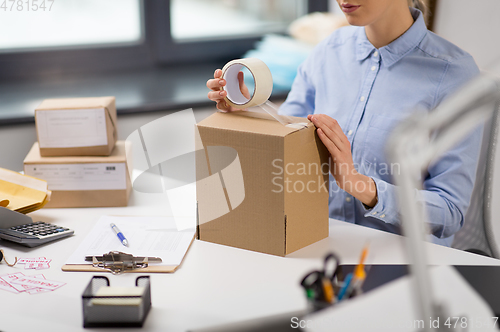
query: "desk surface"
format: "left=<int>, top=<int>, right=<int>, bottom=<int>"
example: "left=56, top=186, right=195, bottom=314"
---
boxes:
left=1, top=190, right=499, bottom=332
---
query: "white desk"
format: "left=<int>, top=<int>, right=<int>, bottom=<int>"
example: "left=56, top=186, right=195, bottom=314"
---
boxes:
left=1, top=190, right=499, bottom=332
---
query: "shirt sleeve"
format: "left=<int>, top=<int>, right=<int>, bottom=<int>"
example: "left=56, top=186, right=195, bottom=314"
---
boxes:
left=362, top=56, right=482, bottom=239
left=279, top=52, right=317, bottom=117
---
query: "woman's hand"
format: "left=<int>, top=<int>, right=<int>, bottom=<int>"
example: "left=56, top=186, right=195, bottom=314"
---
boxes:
left=308, top=114, right=378, bottom=208
left=206, top=69, right=250, bottom=112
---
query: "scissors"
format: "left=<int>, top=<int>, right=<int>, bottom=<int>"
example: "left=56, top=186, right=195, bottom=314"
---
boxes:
left=300, top=253, right=340, bottom=303
left=0, top=249, right=17, bottom=267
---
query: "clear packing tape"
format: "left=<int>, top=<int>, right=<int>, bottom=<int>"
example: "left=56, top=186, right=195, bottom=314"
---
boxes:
left=220, top=58, right=307, bottom=129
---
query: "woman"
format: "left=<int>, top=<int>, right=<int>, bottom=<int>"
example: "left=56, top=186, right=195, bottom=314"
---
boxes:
left=206, top=0, right=481, bottom=246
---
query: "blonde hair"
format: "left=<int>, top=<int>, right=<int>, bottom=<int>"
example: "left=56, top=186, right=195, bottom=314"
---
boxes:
left=408, top=0, right=428, bottom=21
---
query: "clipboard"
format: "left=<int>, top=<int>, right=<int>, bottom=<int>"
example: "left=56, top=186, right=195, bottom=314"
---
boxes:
left=61, top=216, right=196, bottom=274
left=62, top=233, right=195, bottom=273
left=62, top=264, right=180, bottom=273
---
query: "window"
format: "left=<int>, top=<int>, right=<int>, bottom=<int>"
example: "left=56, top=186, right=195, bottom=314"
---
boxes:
left=0, top=0, right=142, bottom=51
left=0, top=0, right=328, bottom=79
left=171, top=0, right=308, bottom=41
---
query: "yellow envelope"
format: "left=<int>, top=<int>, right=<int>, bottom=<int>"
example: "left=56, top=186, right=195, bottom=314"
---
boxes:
left=0, top=168, right=50, bottom=213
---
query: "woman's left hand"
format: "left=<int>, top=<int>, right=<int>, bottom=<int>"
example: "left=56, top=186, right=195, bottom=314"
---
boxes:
left=308, top=114, right=378, bottom=208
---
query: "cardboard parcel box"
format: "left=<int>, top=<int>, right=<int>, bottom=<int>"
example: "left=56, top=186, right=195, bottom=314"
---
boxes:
left=35, top=96, right=117, bottom=157
left=24, top=141, right=131, bottom=208
left=196, top=112, right=330, bottom=256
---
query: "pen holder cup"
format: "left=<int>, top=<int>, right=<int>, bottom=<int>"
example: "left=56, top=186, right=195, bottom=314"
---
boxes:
left=306, top=286, right=362, bottom=312
left=308, top=299, right=334, bottom=312
left=82, top=276, right=151, bottom=328
left=302, top=266, right=364, bottom=313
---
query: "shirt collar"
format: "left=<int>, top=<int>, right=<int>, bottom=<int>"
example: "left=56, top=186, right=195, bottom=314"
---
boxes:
left=356, top=8, right=428, bottom=67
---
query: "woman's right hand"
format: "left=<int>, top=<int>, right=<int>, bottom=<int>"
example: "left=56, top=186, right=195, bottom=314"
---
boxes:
left=206, top=69, right=250, bottom=112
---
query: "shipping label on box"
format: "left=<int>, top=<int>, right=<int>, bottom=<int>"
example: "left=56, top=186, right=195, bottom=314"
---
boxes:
left=196, top=112, right=330, bottom=256
left=36, top=108, right=108, bottom=149
left=24, top=141, right=131, bottom=208
left=24, top=163, right=127, bottom=191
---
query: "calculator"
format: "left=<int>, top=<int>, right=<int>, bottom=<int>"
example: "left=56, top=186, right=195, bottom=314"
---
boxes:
left=0, top=221, right=74, bottom=247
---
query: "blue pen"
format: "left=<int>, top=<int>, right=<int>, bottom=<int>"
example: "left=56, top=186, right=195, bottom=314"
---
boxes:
left=337, top=273, right=353, bottom=301
left=110, top=223, right=129, bottom=247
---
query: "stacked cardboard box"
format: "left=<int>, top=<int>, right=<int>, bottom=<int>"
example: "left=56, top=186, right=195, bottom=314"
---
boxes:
left=23, top=97, right=131, bottom=208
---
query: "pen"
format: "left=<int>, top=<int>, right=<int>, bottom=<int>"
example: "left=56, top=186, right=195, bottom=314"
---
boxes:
left=351, top=266, right=368, bottom=297
left=110, top=223, right=128, bottom=247
left=337, top=272, right=353, bottom=301
left=354, top=244, right=369, bottom=277
left=321, top=276, right=335, bottom=303
left=349, top=244, right=369, bottom=298
left=338, top=245, right=369, bottom=301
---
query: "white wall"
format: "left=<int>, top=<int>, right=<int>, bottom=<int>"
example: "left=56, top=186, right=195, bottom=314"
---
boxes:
left=0, top=123, right=37, bottom=172
left=0, top=107, right=215, bottom=172
left=434, top=0, right=500, bottom=72
left=433, top=0, right=500, bottom=72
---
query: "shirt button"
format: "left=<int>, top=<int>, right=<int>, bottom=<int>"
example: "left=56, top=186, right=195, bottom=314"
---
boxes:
left=360, top=96, right=365, bottom=102
left=380, top=214, right=386, bottom=218
left=371, top=211, right=377, bottom=215
left=373, top=51, right=379, bottom=57
left=371, top=66, right=377, bottom=71
left=347, top=130, right=353, bottom=136
left=345, top=197, right=351, bottom=202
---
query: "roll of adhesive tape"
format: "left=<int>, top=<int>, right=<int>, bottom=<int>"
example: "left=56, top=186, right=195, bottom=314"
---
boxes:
left=221, top=58, right=273, bottom=109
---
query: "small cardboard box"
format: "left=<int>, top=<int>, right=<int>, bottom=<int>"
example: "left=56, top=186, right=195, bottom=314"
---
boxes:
left=24, top=141, right=131, bottom=208
left=196, top=112, right=330, bottom=256
left=35, top=96, right=118, bottom=157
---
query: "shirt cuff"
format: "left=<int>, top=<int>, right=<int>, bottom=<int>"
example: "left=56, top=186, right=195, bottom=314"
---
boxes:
left=362, top=177, right=400, bottom=225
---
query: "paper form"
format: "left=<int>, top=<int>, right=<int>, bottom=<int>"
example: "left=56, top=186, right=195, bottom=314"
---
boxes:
left=65, top=216, right=195, bottom=266
left=36, top=108, right=108, bottom=148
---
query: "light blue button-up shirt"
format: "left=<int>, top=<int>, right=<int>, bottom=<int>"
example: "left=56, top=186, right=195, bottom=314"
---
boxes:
left=280, top=8, right=481, bottom=246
